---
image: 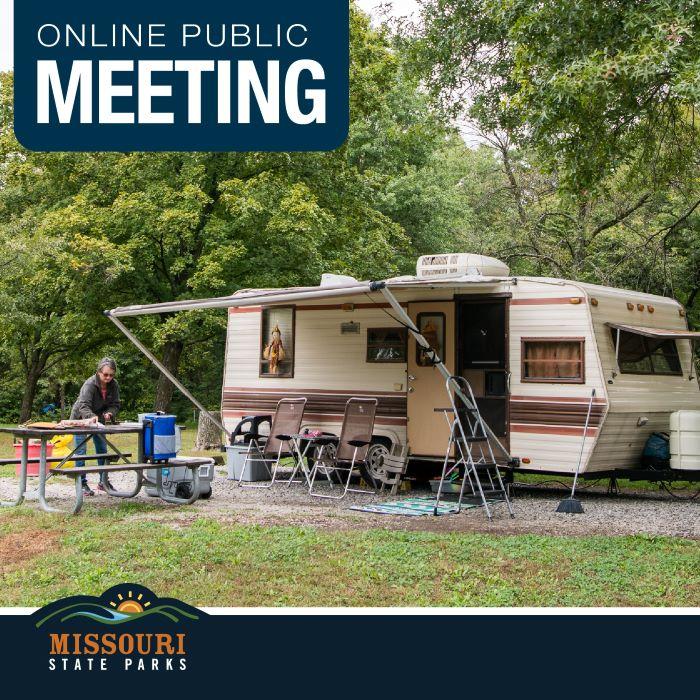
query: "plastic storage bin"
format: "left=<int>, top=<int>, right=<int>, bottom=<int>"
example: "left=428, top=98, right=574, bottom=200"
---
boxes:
left=226, top=444, right=270, bottom=481
left=669, top=410, right=700, bottom=470
left=14, top=440, right=54, bottom=477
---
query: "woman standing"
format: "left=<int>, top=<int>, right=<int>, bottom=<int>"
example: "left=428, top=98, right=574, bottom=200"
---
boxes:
left=71, top=357, right=121, bottom=496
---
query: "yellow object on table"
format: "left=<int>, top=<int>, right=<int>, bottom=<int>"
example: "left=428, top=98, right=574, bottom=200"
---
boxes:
left=50, top=434, right=75, bottom=468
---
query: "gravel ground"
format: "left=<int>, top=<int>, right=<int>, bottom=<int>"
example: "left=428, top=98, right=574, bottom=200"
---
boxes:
left=1, top=469, right=698, bottom=538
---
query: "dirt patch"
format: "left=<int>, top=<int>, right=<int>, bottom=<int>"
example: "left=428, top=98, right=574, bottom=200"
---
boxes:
left=0, top=529, right=61, bottom=570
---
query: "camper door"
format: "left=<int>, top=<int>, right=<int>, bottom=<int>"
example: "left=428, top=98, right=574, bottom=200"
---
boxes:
left=406, top=301, right=455, bottom=457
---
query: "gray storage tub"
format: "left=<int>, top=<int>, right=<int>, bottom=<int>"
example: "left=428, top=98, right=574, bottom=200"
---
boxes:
left=226, top=443, right=270, bottom=481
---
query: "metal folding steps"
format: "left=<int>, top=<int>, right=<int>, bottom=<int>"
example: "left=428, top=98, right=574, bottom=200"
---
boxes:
left=433, top=376, right=515, bottom=520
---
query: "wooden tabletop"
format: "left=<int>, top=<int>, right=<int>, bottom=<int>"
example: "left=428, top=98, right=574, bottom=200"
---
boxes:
left=0, top=424, right=144, bottom=438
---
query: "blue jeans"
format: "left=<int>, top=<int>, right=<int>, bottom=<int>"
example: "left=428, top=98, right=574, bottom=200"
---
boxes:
left=73, top=434, right=108, bottom=485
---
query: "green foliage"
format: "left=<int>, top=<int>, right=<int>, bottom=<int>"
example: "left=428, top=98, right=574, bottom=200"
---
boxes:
left=0, top=4, right=476, bottom=418
left=404, top=2, right=700, bottom=321
left=411, top=0, right=700, bottom=191
left=4, top=1, right=695, bottom=421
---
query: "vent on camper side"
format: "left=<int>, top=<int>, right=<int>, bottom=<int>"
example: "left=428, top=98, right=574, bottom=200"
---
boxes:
left=416, top=254, right=510, bottom=279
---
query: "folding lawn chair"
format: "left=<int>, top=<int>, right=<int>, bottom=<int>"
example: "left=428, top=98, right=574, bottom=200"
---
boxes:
left=308, top=397, right=378, bottom=500
left=376, top=444, right=410, bottom=495
left=237, top=397, right=307, bottom=489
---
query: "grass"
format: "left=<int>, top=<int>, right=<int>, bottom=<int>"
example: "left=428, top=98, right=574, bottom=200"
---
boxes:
left=1, top=423, right=697, bottom=608
left=0, top=507, right=698, bottom=607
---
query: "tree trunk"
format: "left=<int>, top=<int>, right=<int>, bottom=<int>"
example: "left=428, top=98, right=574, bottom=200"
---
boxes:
left=59, top=383, right=66, bottom=420
left=19, top=353, right=45, bottom=423
left=195, top=411, right=223, bottom=450
left=154, top=339, right=184, bottom=412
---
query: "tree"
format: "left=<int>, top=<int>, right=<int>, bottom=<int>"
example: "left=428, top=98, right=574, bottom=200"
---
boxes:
left=402, top=1, right=700, bottom=323
left=0, top=223, right=130, bottom=421
left=410, top=0, right=700, bottom=193
left=0, top=74, right=132, bottom=421
left=0, top=4, right=519, bottom=419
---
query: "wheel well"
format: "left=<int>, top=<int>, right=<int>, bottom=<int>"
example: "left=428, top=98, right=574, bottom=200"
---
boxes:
left=371, top=435, right=393, bottom=449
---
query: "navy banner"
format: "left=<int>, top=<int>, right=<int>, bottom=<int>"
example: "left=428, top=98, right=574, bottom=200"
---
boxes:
left=13, top=0, right=349, bottom=151
left=0, top=583, right=696, bottom=694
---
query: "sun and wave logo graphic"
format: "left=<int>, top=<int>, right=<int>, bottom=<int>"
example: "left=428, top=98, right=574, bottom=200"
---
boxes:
left=34, top=584, right=201, bottom=628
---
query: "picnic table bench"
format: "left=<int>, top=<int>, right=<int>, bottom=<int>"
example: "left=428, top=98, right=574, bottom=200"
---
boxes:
left=50, top=458, right=209, bottom=513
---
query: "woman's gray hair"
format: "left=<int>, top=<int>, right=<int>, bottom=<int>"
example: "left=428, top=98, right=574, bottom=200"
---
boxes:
left=97, top=357, right=117, bottom=373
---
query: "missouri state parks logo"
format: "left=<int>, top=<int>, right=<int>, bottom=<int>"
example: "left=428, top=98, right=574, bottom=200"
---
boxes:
left=31, top=583, right=205, bottom=672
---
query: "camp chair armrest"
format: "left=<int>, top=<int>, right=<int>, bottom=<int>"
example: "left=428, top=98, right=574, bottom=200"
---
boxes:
left=275, top=433, right=294, bottom=441
left=348, top=439, right=371, bottom=448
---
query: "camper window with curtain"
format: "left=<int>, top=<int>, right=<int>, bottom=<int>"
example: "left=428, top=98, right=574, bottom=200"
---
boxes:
left=611, top=329, right=682, bottom=376
left=522, top=338, right=585, bottom=383
left=260, top=306, right=295, bottom=377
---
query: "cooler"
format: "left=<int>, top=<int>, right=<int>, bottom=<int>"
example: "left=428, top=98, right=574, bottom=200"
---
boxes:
left=142, top=414, right=177, bottom=461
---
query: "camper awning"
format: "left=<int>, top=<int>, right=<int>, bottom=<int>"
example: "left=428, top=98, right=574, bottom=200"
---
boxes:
left=103, top=274, right=515, bottom=460
left=105, top=275, right=511, bottom=318
left=605, top=322, right=700, bottom=340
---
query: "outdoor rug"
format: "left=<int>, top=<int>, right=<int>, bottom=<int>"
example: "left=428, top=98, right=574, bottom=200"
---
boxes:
left=349, top=496, right=497, bottom=517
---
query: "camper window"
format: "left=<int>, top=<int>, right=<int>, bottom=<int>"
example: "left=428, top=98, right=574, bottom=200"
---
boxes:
left=260, top=306, right=295, bottom=377
left=522, top=338, right=585, bottom=383
left=367, top=327, right=407, bottom=363
left=611, top=329, right=682, bottom=376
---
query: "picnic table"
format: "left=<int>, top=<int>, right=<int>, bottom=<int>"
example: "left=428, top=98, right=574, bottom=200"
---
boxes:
left=0, top=424, right=207, bottom=514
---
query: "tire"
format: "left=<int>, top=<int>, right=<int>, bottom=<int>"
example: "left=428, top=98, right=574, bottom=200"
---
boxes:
left=175, top=482, right=193, bottom=500
left=199, top=486, right=212, bottom=500
left=359, top=440, right=391, bottom=489
left=306, top=442, right=345, bottom=484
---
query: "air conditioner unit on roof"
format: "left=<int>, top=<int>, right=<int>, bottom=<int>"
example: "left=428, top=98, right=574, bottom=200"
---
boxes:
left=416, top=253, right=510, bottom=279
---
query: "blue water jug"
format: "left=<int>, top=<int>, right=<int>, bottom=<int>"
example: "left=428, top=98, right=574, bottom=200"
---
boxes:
left=143, top=414, right=177, bottom=461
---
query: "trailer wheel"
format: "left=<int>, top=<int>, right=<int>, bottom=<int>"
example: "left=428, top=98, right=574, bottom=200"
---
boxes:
left=199, top=486, right=212, bottom=500
left=307, top=442, right=345, bottom=484
left=359, top=440, right=391, bottom=489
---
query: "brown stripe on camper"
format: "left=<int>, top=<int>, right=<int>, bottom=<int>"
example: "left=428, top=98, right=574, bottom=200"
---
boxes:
left=222, top=389, right=407, bottom=419
left=224, top=386, right=402, bottom=396
left=510, top=395, right=607, bottom=404
left=511, top=423, right=598, bottom=437
left=510, top=297, right=584, bottom=305
left=223, top=410, right=407, bottom=427
left=296, top=302, right=407, bottom=311
left=229, top=306, right=263, bottom=314
left=509, top=398, right=605, bottom=427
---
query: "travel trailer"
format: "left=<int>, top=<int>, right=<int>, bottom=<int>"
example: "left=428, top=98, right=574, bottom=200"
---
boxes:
left=218, top=254, right=700, bottom=483
left=107, top=253, right=700, bottom=485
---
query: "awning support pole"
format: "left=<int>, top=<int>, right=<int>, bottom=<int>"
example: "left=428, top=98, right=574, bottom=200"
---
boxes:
left=105, top=312, right=230, bottom=439
left=615, top=328, right=621, bottom=370
left=372, top=282, right=512, bottom=461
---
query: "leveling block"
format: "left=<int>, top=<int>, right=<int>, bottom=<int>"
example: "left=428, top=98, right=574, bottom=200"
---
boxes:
left=350, top=497, right=500, bottom=517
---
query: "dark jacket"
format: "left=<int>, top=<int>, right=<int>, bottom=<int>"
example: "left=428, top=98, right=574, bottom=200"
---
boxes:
left=70, top=374, right=121, bottom=422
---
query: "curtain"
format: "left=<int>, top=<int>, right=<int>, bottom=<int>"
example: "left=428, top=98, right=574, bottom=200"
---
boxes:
left=524, top=341, right=581, bottom=379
